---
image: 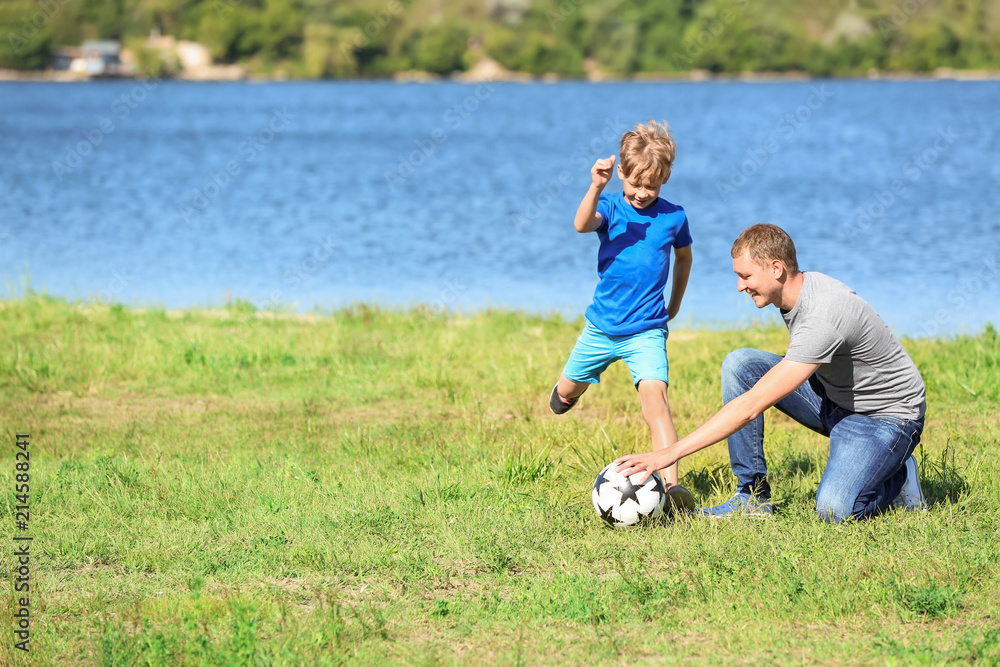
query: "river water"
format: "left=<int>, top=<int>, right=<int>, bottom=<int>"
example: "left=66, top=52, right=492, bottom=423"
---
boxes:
left=1, top=79, right=998, bottom=336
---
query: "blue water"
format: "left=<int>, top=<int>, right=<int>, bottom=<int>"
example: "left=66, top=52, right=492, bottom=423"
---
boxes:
left=1, top=79, right=998, bottom=336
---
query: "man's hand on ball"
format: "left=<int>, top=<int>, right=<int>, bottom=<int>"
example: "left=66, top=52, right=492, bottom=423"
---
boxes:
left=614, top=450, right=673, bottom=485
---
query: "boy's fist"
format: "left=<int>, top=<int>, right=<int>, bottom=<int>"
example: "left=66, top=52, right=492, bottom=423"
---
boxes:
left=591, top=155, right=616, bottom=188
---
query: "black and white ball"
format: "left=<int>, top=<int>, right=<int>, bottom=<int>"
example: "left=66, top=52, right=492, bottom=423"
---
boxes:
left=592, top=462, right=666, bottom=528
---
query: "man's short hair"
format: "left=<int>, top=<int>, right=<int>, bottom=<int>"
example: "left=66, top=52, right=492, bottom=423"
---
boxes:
left=619, top=119, right=675, bottom=184
left=731, top=224, right=799, bottom=273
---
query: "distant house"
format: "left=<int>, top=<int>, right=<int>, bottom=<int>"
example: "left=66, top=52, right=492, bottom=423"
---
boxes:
left=147, top=34, right=212, bottom=70
left=53, top=40, right=124, bottom=76
left=52, top=47, right=81, bottom=71
left=146, top=31, right=245, bottom=80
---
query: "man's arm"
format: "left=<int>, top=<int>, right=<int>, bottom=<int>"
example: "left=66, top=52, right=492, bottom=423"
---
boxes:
left=666, top=245, right=692, bottom=321
left=615, top=358, right=821, bottom=483
left=574, top=156, right=616, bottom=233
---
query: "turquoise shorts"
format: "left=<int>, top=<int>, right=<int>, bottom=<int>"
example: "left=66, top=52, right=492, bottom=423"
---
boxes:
left=562, top=320, right=669, bottom=388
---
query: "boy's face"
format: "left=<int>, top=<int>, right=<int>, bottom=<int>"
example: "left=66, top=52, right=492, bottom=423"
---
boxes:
left=617, top=163, right=668, bottom=209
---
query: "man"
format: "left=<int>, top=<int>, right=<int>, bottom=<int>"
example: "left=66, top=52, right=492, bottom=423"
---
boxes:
left=615, top=224, right=927, bottom=523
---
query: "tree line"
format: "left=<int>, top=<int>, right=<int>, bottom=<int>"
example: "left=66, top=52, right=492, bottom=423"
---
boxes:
left=2, top=0, right=998, bottom=77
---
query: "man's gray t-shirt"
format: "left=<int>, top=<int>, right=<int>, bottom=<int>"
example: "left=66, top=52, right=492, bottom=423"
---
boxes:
left=782, top=272, right=926, bottom=419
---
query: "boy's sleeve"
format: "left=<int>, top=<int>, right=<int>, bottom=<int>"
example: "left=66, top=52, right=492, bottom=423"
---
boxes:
left=674, top=213, right=693, bottom=248
left=595, top=194, right=612, bottom=233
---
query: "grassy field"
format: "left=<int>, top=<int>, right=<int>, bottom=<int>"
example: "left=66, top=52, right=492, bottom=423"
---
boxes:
left=1, top=294, right=998, bottom=665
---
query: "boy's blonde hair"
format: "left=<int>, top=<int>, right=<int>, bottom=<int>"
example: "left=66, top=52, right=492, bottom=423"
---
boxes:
left=619, top=120, right=675, bottom=184
left=731, top=223, right=800, bottom=273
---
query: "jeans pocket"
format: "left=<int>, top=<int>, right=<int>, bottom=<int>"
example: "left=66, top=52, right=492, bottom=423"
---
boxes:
left=876, top=416, right=921, bottom=456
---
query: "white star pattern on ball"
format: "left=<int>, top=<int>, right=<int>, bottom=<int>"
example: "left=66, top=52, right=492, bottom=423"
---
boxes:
left=592, top=462, right=666, bottom=528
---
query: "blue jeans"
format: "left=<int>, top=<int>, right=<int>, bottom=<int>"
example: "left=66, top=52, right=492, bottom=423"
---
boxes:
left=721, top=348, right=924, bottom=523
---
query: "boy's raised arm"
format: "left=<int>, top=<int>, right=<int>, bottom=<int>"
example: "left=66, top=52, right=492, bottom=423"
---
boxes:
left=666, top=245, right=693, bottom=321
left=574, top=155, right=616, bottom=233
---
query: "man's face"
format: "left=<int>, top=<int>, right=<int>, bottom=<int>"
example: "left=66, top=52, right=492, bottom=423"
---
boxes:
left=617, top=164, right=667, bottom=209
left=732, top=251, right=780, bottom=309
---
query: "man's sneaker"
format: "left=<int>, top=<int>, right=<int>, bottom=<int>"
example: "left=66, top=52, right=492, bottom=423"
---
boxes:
left=548, top=384, right=578, bottom=415
left=892, top=455, right=927, bottom=511
left=696, top=493, right=773, bottom=519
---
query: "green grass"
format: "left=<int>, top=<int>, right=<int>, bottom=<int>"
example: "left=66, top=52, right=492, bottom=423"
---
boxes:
left=1, top=294, right=998, bottom=665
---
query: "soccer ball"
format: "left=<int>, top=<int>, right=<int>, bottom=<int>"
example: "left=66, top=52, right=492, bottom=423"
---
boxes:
left=592, top=462, right=666, bottom=528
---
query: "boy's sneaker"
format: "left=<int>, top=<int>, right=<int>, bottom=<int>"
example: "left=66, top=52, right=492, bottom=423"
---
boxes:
left=696, top=493, right=773, bottom=519
left=892, top=455, right=927, bottom=511
left=548, top=384, right=578, bottom=415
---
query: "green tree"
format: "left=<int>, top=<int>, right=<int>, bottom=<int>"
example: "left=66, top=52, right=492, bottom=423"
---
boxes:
left=484, top=25, right=521, bottom=71
left=198, top=6, right=255, bottom=62
left=635, top=13, right=689, bottom=72
left=89, top=0, right=128, bottom=39
left=0, top=1, right=53, bottom=70
left=302, top=23, right=359, bottom=77
left=259, top=0, right=304, bottom=60
left=2, top=0, right=1000, bottom=78
left=520, top=31, right=583, bottom=75
left=411, top=22, right=468, bottom=74
left=592, top=20, right=639, bottom=74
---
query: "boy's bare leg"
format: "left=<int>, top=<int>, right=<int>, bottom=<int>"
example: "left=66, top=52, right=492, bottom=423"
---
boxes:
left=637, top=379, right=679, bottom=486
left=556, top=374, right=590, bottom=402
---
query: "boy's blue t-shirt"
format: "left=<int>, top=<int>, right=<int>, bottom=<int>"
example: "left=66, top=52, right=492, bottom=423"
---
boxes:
left=584, top=192, right=692, bottom=336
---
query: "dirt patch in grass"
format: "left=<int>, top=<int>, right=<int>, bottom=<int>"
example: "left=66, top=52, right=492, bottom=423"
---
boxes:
left=18, top=391, right=462, bottom=430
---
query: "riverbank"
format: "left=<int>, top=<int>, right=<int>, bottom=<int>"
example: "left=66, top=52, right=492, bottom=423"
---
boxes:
left=3, top=64, right=1000, bottom=83
left=1, top=295, right=998, bottom=664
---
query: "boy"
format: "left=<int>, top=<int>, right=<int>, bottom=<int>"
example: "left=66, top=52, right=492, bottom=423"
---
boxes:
left=550, top=120, right=693, bottom=490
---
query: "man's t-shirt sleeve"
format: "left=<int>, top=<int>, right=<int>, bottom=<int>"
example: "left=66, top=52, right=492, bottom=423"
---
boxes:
left=785, top=320, right=845, bottom=364
left=674, top=214, right=693, bottom=248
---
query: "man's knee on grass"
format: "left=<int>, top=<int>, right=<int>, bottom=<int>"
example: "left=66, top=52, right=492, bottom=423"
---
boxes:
left=815, top=487, right=865, bottom=524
